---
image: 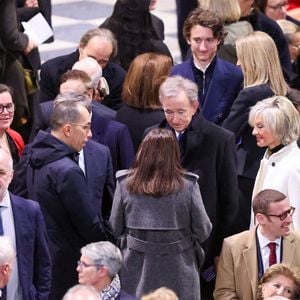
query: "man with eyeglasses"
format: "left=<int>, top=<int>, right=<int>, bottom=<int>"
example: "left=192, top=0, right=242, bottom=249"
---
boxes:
left=76, top=241, right=136, bottom=300
left=16, top=93, right=111, bottom=300
left=214, top=189, right=300, bottom=300
left=39, top=28, right=126, bottom=111
left=146, top=75, right=239, bottom=300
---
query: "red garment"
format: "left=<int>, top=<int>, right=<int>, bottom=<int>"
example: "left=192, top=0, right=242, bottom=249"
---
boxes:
left=6, top=128, right=25, bottom=157
left=288, top=0, right=300, bottom=10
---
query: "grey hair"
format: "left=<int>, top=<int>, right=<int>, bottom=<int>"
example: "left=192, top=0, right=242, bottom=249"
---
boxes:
left=81, top=242, right=122, bottom=278
left=159, top=76, right=198, bottom=104
left=72, top=57, right=102, bottom=89
left=63, top=284, right=100, bottom=300
left=0, top=236, right=15, bottom=266
left=249, top=96, right=300, bottom=145
left=50, top=92, right=91, bottom=130
left=80, top=28, right=118, bottom=58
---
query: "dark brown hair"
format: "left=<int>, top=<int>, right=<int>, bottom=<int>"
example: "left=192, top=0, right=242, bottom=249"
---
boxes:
left=253, top=189, right=287, bottom=215
left=126, top=128, right=185, bottom=197
left=183, top=7, right=225, bottom=47
left=122, top=53, right=172, bottom=109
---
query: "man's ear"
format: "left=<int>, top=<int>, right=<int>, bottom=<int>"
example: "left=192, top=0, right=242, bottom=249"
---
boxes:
left=63, top=124, right=72, bottom=138
left=256, top=213, right=266, bottom=225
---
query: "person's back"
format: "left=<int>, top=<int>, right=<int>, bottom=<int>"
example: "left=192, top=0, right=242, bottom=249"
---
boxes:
left=110, top=128, right=212, bottom=299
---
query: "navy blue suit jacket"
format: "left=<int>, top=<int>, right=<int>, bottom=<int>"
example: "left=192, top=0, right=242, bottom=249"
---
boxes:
left=171, top=57, right=243, bottom=124
left=10, top=193, right=51, bottom=300
left=39, top=50, right=126, bottom=110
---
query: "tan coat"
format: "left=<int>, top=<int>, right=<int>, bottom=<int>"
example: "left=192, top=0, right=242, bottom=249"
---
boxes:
left=214, top=228, right=300, bottom=300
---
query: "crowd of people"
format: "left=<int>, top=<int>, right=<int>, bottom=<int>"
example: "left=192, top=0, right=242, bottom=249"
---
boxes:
left=1, top=0, right=300, bottom=299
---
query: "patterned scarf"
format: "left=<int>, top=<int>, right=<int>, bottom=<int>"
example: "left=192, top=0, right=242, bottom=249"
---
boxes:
left=100, top=274, right=121, bottom=300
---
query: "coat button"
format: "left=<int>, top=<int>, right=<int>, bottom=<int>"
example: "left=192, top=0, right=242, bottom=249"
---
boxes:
left=271, top=162, right=275, bottom=167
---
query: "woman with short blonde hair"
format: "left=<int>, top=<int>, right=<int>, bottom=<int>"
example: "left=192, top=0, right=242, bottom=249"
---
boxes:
left=257, top=264, right=300, bottom=300
left=222, top=31, right=289, bottom=232
left=249, top=96, right=300, bottom=229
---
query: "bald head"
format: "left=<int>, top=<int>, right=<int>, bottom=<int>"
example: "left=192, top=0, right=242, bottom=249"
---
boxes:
left=72, top=57, right=102, bottom=89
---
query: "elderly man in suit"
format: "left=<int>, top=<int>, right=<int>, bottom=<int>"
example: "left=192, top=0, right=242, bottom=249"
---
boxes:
left=171, top=7, right=243, bottom=125
left=148, top=75, right=239, bottom=300
left=39, top=28, right=126, bottom=110
left=0, top=148, right=51, bottom=300
left=214, top=189, right=300, bottom=300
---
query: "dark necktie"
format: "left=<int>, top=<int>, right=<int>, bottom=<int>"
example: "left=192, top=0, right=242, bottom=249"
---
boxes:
left=268, top=242, right=277, bottom=267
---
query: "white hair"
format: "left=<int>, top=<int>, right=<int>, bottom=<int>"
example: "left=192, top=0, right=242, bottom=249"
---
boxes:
left=72, top=57, right=102, bottom=89
left=63, top=284, right=100, bottom=300
left=0, top=236, right=15, bottom=266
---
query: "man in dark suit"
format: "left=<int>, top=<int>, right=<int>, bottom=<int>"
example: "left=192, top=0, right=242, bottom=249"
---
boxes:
left=171, top=7, right=243, bottom=125
left=38, top=70, right=135, bottom=174
left=39, top=28, right=126, bottom=110
left=151, top=75, right=239, bottom=300
left=0, top=148, right=51, bottom=300
left=19, top=95, right=110, bottom=299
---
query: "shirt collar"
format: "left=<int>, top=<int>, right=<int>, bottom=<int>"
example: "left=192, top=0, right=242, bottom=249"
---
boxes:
left=257, top=226, right=281, bottom=248
left=0, top=191, right=11, bottom=208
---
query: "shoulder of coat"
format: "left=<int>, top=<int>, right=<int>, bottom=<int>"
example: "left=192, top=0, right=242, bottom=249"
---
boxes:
left=115, top=169, right=130, bottom=181
left=184, top=171, right=199, bottom=182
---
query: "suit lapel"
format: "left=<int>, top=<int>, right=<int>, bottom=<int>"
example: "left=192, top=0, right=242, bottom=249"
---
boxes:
left=242, top=230, right=259, bottom=299
left=283, top=233, right=296, bottom=264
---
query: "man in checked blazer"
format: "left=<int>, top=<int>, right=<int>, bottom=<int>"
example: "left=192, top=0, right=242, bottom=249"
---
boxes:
left=214, top=189, right=300, bottom=300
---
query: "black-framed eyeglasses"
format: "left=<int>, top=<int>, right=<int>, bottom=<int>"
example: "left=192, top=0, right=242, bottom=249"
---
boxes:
left=264, top=206, right=295, bottom=221
left=77, top=260, right=102, bottom=269
left=0, top=103, right=15, bottom=114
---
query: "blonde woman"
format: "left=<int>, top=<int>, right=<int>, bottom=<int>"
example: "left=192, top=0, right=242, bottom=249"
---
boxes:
left=249, top=96, right=300, bottom=229
left=222, top=31, right=288, bottom=232
left=200, top=0, right=253, bottom=64
left=257, top=264, right=300, bottom=300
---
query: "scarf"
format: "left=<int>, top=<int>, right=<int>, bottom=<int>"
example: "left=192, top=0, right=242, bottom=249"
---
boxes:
left=100, top=274, right=121, bottom=300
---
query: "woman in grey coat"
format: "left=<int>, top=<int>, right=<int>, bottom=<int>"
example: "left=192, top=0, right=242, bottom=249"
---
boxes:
left=109, top=128, right=212, bottom=300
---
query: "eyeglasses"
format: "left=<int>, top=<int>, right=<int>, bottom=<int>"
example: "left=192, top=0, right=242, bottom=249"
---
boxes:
left=264, top=206, right=295, bottom=221
left=0, top=103, right=15, bottom=114
left=77, top=260, right=102, bottom=269
left=291, top=44, right=300, bottom=52
left=70, top=123, right=91, bottom=132
left=267, top=1, right=288, bottom=10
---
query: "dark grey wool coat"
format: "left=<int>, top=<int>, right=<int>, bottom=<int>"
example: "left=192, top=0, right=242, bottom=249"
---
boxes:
left=109, top=170, right=212, bottom=300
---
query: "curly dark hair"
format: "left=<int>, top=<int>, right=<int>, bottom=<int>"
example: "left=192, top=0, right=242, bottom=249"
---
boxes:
left=183, top=7, right=225, bottom=48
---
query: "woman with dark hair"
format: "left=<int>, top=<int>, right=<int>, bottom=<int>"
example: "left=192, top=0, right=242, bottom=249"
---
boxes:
left=99, top=0, right=172, bottom=70
left=116, top=52, right=172, bottom=152
left=109, top=128, right=211, bottom=300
